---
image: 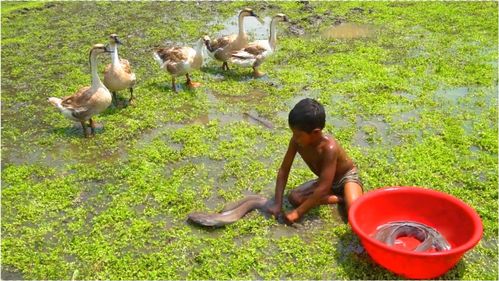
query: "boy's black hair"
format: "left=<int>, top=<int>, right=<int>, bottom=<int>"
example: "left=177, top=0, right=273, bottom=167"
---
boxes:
left=288, top=98, right=325, bottom=133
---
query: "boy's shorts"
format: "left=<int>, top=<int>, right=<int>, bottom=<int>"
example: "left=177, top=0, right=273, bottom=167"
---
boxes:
left=331, top=167, right=363, bottom=196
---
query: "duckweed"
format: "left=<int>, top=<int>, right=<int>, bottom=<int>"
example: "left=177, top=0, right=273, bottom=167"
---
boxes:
left=2, top=2, right=497, bottom=279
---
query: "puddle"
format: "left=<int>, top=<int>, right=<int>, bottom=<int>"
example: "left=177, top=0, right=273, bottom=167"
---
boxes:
left=435, top=87, right=469, bottom=103
left=224, top=89, right=267, bottom=104
left=328, top=117, right=350, bottom=129
left=469, top=145, right=480, bottom=152
left=2, top=120, right=128, bottom=173
left=353, top=130, right=370, bottom=148
left=210, top=15, right=272, bottom=41
left=191, top=110, right=273, bottom=129
left=191, top=111, right=243, bottom=126
left=354, top=116, right=391, bottom=148
left=1, top=267, right=24, bottom=280
left=392, top=91, right=417, bottom=101
left=270, top=209, right=344, bottom=242
left=202, top=195, right=227, bottom=211
left=134, top=123, right=184, bottom=150
left=176, top=89, right=274, bottom=129
left=392, top=109, right=420, bottom=123
left=321, top=23, right=375, bottom=40
left=463, top=120, right=473, bottom=135
left=276, top=91, right=322, bottom=123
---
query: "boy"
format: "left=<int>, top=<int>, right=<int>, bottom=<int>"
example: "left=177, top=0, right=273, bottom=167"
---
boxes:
left=269, top=98, right=363, bottom=224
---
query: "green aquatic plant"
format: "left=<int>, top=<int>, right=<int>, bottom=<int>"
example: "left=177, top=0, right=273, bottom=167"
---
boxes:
left=1, top=1, right=497, bottom=280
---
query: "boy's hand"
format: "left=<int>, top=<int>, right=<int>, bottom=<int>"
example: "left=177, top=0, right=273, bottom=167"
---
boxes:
left=284, top=210, right=300, bottom=225
left=268, top=204, right=282, bottom=219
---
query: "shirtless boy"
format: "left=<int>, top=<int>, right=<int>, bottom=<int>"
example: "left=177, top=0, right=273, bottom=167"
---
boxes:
left=269, top=98, right=363, bottom=224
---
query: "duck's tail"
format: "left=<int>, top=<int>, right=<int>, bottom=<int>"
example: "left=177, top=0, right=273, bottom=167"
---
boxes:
left=152, top=51, right=164, bottom=67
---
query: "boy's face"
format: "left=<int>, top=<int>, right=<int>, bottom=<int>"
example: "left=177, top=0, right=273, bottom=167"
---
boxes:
left=291, top=127, right=317, bottom=147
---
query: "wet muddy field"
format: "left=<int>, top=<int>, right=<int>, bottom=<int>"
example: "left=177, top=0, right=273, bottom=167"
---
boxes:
left=1, top=2, right=498, bottom=279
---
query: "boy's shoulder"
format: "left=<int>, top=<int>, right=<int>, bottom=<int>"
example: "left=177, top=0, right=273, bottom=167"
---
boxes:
left=320, top=134, right=343, bottom=154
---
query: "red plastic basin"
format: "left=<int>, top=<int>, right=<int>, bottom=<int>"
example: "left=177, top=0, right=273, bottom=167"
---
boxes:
left=348, top=186, right=483, bottom=279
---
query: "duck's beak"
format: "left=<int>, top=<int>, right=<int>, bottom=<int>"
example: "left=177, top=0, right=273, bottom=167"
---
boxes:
left=251, top=11, right=265, bottom=24
left=115, top=37, right=123, bottom=45
left=283, top=16, right=290, bottom=22
left=104, top=44, right=114, bottom=53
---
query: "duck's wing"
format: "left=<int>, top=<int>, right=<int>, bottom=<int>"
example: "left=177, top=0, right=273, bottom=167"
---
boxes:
left=208, top=34, right=237, bottom=52
left=156, top=47, right=188, bottom=63
left=120, top=59, right=133, bottom=75
left=104, top=59, right=133, bottom=75
left=156, top=47, right=192, bottom=74
left=231, top=42, right=268, bottom=59
left=60, top=86, right=92, bottom=118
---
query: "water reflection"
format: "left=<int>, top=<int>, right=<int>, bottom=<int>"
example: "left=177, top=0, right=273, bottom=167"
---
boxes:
left=322, top=23, right=375, bottom=39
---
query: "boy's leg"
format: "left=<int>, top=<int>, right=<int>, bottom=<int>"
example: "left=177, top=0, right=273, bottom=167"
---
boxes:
left=343, top=181, right=363, bottom=213
left=288, top=179, right=342, bottom=207
left=288, top=179, right=316, bottom=207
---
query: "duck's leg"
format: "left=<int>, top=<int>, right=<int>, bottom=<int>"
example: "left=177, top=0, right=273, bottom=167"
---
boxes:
left=186, top=73, right=201, bottom=88
left=222, top=62, right=229, bottom=71
left=171, top=77, right=177, bottom=93
left=128, top=87, right=135, bottom=105
left=80, top=120, right=89, bottom=138
left=112, top=92, right=118, bottom=106
left=89, top=118, right=96, bottom=137
left=253, top=66, right=265, bottom=78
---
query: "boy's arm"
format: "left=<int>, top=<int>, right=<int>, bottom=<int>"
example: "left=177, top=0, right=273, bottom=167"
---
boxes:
left=269, top=138, right=297, bottom=218
left=287, top=146, right=337, bottom=222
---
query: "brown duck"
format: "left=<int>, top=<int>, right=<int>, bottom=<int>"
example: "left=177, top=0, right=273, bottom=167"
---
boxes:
left=48, top=44, right=113, bottom=137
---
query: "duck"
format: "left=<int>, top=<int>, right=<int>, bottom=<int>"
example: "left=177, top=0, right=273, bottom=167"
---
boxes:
left=48, top=44, right=113, bottom=138
left=103, top=34, right=136, bottom=106
left=229, top=13, right=289, bottom=77
left=203, top=8, right=261, bottom=71
left=153, top=38, right=204, bottom=93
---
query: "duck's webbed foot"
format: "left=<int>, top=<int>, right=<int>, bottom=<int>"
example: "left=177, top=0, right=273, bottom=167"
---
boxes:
left=253, top=67, right=265, bottom=78
left=186, top=73, right=202, bottom=88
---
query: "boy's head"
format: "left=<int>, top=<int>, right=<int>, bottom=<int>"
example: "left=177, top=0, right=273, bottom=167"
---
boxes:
left=288, top=98, right=325, bottom=133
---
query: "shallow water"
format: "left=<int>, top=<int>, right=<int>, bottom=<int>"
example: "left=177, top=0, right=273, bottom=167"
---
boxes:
left=321, top=23, right=375, bottom=40
left=328, top=117, right=350, bottom=129
left=435, top=87, right=469, bottom=103
left=2, top=2, right=497, bottom=279
left=211, top=15, right=272, bottom=41
left=392, top=109, right=420, bottom=123
left=1, top=267, right=24, bottom=280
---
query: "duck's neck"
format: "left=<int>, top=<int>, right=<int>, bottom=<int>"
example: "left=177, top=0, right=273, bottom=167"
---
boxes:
left=238, top=14, right=246, bottom=37
left=193, top=39, right=204, bottom=69
left=90, top=52, right=103, bottom=88
left=269, top=19, right=278, bottom=50
left=111, top=43, right=120, bottom=67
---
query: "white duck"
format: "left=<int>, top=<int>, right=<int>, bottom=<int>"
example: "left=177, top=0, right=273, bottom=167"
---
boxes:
left=204, top=8, right=261, bottom=71
left=103, top=34, right=136, bottom=106
left=48, top=44, right=113, bottom=138
left=153, top=38, right=204, bottom=93
left=229, top=13, right=289, bottom=77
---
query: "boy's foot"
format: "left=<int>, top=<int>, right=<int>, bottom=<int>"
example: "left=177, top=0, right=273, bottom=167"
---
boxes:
left=326, top=195, right=342, bottom=204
